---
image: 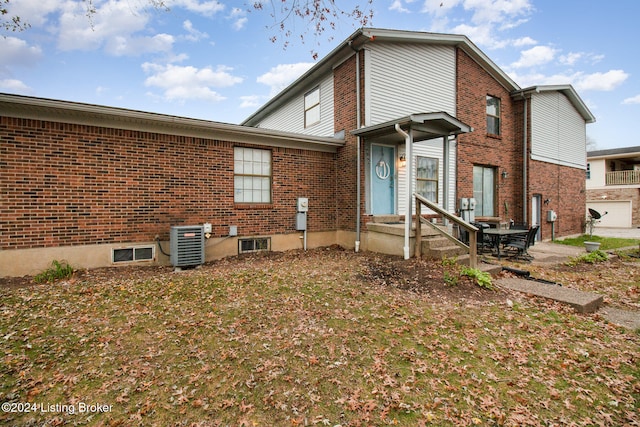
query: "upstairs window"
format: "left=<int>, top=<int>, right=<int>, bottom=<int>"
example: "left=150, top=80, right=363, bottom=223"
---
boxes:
left=304, top=86, right=320, bottom=128
left=234, top=147, right=272, bottom=203
left=486, top=95, right=501, bottom=136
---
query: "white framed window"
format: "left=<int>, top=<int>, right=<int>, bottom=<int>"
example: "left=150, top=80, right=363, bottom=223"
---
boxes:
left=304, top=86, right=320, bottom=128
left=473, top=165, right=496, bottom=217
left=416, top=156, right=438, bottom=203
left=234, top=147, right=272, bottom=203
left=486, top=95, right=501, bottom=136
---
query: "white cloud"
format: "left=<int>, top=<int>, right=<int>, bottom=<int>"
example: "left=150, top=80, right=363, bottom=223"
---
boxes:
left=512, top=36, right=537, bottom=47
left=507, top=69, right=628, bottom=92
left=559, top=52, right=583, bottom=66
left=422, top=0, right=533, bottom=49
left=183, top=20, right=209, bottom=42
left=228, top=7, right=248, bottom=30
left=168, top=0, right=225, bottom=17
left=0, top=78, right=33, bottom=93
left=622, top=94, right=640, bottom=105
left=142, top=62, right=243, bottom=102
left=390, top=0, right=411, bottom=13
left=575, top=70, right=628, bottom=92
left=57, top=0, right=150, bottom=52
left=239, top=95, right=262, bottom=108
left=105, top=33, right=175, bottom=56
left=257, top=62, right=315, bottom=96
left=511, top=45, right=558, bottom=69
left=0, top=36, right=43, bottom=66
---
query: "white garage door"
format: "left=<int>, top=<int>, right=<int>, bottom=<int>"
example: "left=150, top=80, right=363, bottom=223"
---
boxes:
left=587, top=201, right=632, bottom=228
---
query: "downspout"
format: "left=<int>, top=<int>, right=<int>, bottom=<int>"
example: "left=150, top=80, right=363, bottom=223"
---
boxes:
left=350, top=41, right=362, bottom=252
left=523, top=96, right=528, bottom=225
left=395, top=123, right=411, bottom=260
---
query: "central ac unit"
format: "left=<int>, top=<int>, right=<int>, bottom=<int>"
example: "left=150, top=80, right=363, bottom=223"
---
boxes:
left=170, top=225, right=205, bottom=267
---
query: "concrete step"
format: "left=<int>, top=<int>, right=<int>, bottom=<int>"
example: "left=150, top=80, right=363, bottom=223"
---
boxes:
left=496, top=277, right=604, bottom=313
left=422, top=236, right=453, bottom=249
left=425, top=245, right=467, bottom=259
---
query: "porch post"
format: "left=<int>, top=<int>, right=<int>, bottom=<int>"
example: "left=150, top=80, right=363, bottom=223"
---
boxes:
left=443, top=135, right=450, bottom=225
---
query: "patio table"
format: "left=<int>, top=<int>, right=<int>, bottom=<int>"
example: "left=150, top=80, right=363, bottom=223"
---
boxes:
left=483, top=228, right=528, bottom=259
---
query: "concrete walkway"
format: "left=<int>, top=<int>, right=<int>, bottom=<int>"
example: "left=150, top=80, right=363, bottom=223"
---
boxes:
left=492, top=231, right=640, bottom=329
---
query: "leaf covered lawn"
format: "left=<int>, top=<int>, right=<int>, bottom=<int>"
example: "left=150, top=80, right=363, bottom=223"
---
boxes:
left=1, top=248, right=638, bottom=426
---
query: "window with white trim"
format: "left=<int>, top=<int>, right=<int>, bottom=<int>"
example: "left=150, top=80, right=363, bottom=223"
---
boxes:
left=486, top=95, right=501, bottom=136
left=416, top=156, right=438, bottom=203
left=304, top=86, right=320, bottom=128
left=234, top=147, right=272, bottom=203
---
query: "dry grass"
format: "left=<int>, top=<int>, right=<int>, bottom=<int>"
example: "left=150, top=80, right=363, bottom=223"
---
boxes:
left=1, top=248, right=638, bottom=426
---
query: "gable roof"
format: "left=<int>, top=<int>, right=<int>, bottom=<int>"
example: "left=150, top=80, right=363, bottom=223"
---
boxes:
left=0, top=93, right=344, bottom=153
left=242, top=27, right=521, bottom=127
left=513, top=85, right=596, bottom=124
left=588, top=145, right=640, bottom=160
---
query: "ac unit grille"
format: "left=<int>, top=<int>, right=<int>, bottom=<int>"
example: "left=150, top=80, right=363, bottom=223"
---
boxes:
left=170, top=226, right=205, bottom=267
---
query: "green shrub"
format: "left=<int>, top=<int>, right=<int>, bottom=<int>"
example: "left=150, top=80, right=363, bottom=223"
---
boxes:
left=566, top=250, right=608, bottom=267
left=460, top=267, right=494, bottom=290
left=34, top=260, right=74, bottom=284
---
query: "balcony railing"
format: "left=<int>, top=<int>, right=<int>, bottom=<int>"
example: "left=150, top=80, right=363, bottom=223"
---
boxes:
left=605, top=170, right=640, bottom=185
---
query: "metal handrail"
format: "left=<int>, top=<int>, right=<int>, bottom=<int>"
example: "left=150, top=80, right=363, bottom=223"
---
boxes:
left=414, top=193, right=478, bottom=268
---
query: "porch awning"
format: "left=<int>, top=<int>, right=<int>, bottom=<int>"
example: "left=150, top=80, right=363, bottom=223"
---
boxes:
left=351, top=112, right=473, bottom=143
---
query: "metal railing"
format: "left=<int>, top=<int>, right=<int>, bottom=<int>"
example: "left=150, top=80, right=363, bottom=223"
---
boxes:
left=414, top=193, right=478, bottom=268
left=606, top=170, right=640, bottom=186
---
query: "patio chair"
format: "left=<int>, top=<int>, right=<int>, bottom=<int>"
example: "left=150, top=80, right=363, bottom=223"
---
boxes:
left=505, top=225, right=539, bottom=261
left=472, top=222, right=493, bottom=253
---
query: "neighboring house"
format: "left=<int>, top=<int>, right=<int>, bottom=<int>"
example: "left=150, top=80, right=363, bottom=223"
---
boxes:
left=0, top=28, right=595, bottom=277
left=243, top=28, right=595, bottom=244
left=586, top=146, right=640, bottom=228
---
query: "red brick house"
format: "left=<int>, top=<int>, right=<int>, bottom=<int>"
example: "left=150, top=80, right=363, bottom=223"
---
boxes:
left=243, top=28, right=595, bottom=249
left=0, top=28, right=594, bottom=277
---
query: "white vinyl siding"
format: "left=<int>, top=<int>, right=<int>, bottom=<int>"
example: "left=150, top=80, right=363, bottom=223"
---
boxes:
left=255, top=73, right=334, bottom=136
left=365, top=43, right=456, bottom=126
left=397, top=138, right=457, bottom=215
left=531, top=91, right=587, bottom=168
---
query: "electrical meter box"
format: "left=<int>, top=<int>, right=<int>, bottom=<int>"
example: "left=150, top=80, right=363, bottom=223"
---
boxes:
left=297, top=197, right=309, bottom=213
left=296, top=212, right=307, bottom=230
left=459, top=198, right=469, bottom=210
left=547, top=210, right=558, bottom=222
left=468, top=198, right=477, bottom=210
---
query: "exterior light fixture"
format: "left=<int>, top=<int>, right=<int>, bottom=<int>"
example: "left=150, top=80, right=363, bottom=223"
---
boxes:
left=501, top=170, right=508, bottom=179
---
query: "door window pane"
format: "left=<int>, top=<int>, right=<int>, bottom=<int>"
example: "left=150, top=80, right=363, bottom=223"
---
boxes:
left=473, top=165, right=496, bottom=216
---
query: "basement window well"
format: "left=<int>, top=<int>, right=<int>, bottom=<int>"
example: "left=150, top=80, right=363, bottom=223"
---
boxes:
left=238, top=237, right=271, bottom=254
left=113, top=246, right=155, bottom=263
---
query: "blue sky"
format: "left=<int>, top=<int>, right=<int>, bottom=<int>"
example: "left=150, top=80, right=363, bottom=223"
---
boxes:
left=1, top=0, right=638, bottom=150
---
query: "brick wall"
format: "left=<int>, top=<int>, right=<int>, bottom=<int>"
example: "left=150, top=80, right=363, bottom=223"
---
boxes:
left=0, top=116, right=337, bottom=250
left=528, top=160, right=586, bottom=239
left=333, top=52, right=361, bottom=232
left=456, top=49, right=524, bottom=223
